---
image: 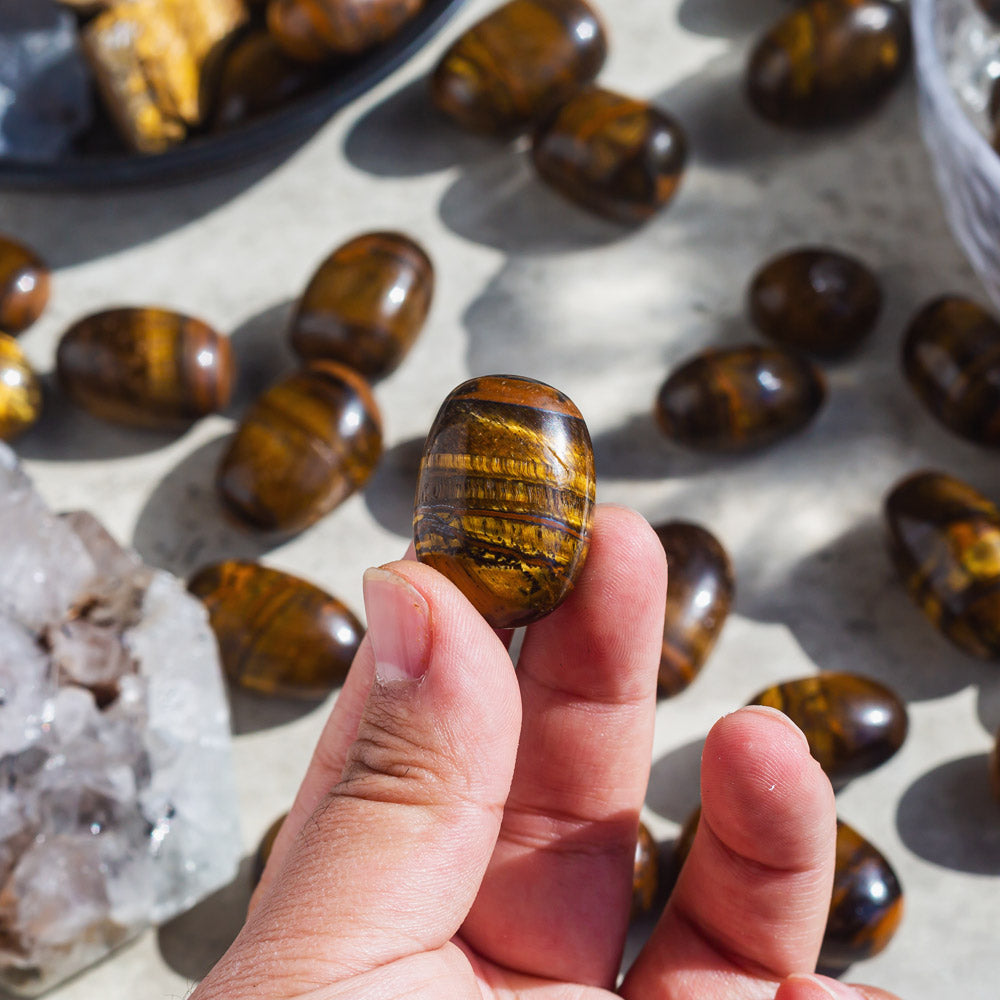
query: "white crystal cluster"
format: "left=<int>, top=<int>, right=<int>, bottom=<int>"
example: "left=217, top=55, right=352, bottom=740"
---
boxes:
left=0, top=444, right=241, bottom=996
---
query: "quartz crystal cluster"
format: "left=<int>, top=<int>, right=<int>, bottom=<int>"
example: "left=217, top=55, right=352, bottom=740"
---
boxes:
left=0, top=443, right=241, bottom=996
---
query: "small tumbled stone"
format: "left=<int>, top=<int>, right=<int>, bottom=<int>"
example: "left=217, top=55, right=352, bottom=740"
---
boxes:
left=632, top=821, right=659, bottom=918
left=0, top=335, right=41, bottom=442
left=0, top=236, right=50, bottom=335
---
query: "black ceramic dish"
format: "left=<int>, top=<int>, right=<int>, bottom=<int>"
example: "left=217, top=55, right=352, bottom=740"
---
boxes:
left=0, top=0, right=465, bottom=190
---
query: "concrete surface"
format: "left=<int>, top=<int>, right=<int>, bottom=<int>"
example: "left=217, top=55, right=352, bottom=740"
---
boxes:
left=2, top=1, right=998, bottom=997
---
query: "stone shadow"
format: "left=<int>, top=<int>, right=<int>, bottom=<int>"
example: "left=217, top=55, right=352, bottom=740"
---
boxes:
left=226, top=298, right=299, bottom=414
left=646, top=736, right=704, bottom=825
left=362, top=435, right=425, bottom=538
left=227, top=685, right=330, bottom=736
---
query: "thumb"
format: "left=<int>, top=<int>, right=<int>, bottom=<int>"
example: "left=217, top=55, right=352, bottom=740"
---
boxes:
left=199, top=562, right=522, bottom=996
left=777, top=973, right=903, bottom=1000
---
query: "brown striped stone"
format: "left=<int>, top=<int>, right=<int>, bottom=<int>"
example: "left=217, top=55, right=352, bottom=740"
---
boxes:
left=631, top=820, right=659, bottom=918
left=0, top=235, right=50, bottom=335
left=414, top=374, right=595, bottom=628
left=0, top=334, right=42, bottom=441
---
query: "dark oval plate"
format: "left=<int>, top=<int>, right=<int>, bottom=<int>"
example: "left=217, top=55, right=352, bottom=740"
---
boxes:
left=0, top=0, right=465, bottom=190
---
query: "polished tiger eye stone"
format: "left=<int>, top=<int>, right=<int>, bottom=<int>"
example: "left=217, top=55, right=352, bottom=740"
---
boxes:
left=885, top=471, right=1000, bottom=658
left=654, top=521, right=734, bottom=697
left=631, top=820, right=659, bottom=918
left=748, top=672, right=908, bottom=788
left=217, top=361, right=382, bottom=533
left=188, top=560, right=363, bottom=698
left=531, top=86, right=687, bottom=225
left=414, top=374, right=595, bottom=629
left=655, top=344, right=825, bottom=452
left=253, top=812, right=288, bottom=885
left=0, top=235, right=50, bottom=334
left=56, top=307, right=233, bottom=429
left=747, top=0, right=911, bottom=128
left=267, top=0, right=424, bottom=62
left=902, top=295, right=1000, bottom=447
left=430, top=0, right=607, bottom=135
left=821, top=819, right=903, bottom=970
left=748, top=247, right=882, bottom=357
left=0, top=334, right=42, bottom=441
left=289, top=232, right=434, bottom=380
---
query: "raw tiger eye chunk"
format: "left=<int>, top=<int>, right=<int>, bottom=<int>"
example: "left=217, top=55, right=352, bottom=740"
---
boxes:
left=430, top=0, right=607, bottom=135
left=268, top=0, right=425, bottom=62
left=821, top=820, right=903, bottom=970
left=747, top=0, right=911, bottom=128
left=56, top=307, right=234, bottom=429
left=289, top=232, right=434, bottom=380
left=531, top=86, right=687, bottom=224
left=218, top=361, right=382, bottom=533
left=885, top=471, right=1000, bottom=658
left=748, top=672, right=907, bottom=787
left=414, top=374, right=595, bottom=629
left=655, top=344, right=825, bottom=452
left=749, top=247, right=881, bottom=357
left=0, top=334, right=42, bottom=441
left=188, top=560, right=363, bottom=698
left=654, top=521, right=734, bottom=697
left=902, top=296, right=1000, bottom=447
left=632, top=820, right=659, bottom=918
left=0, top=235, right=50, bottom=334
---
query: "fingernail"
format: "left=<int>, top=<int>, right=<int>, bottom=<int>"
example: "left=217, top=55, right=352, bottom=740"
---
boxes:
left=784, top=973, right=864, bottom=999
left=363, top=567, right=431, bottom=684
left=740, top=704, right=811, bottom=754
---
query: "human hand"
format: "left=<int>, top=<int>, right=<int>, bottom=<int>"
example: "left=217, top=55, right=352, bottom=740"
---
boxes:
left=191, top=504, right=901, bottom=1000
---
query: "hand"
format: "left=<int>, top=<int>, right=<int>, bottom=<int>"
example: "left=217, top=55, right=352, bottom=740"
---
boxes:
left=192, top=504, right=901, bottom=1000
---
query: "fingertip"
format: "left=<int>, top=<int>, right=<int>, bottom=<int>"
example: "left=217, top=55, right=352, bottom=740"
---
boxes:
left=777, top=973, right=870, bottom=1000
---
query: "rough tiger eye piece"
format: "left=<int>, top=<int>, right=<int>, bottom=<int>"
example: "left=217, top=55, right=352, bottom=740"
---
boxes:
left=0, top=235, right=50, bottom=335
left=0, top=334, right=42, bottom=441
left=430, top=0, right=607, bottom=135
left=654, top=521, right=734, bottom=697
left=414, top=374, right=595, bottom=629
left=631, top=821, right=659, bottom=918
left=531, top=86, right=687, bottom=225
left=748, top=672, right=907, bottom=787
left=821, top=820, right=903, bottom=970
left=267, top=0, right=425, bottom=62
left=253, top=812, right=288, bottom=885
left=289, top=232, right=434, bottom=380
left=217, top=361, right=382, bottom=533
left=56, top=307, right=234, bottom=429
left=885, top=470, right=1000, bottom=658
left=655, top=344, right=825, bottom=452
left=188, top=560, right=363, bottom=698
left=747, top=0, right=911, bottom=128
left=902, top=295, right=1000, bottom=447
left=748, top=247, right=882, bottom=357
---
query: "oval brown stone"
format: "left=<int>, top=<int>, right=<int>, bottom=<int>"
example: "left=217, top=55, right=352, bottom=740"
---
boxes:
left=632, top=820, right=659, bottom=918
left=902, top=295, right=1000, bottom=447
left=747, top=0, right=911, bottom=128
left=748, top=247, right=882, bottom=357
left=821, top=819, right=903, bottom=970
left=885, top=470, right=1000, bottom=658
left=430, top=0, right=607, bottom=135
left=56, top=307, right=234, bottom=429
left=218, top=361, right=382, bottom=533
left=414, top=374, right=595, bottom=629
left=655, top=344, right=825, bottom=452
left=0, top=334, right=42, bottom=441
left=267, top=0, right=424, bottom=61
left=654, top=521, right=734, bottom=698
left=253, top=812, right=288, bottom=885
left=188, top=560, right=363, bottom=698
left=531, top=86, right=687, bottom=225
left=289, top=232, right=434, bottom=380
left=748, top=672, right=908, bottom=788
left=0, top=235, right=50, bottom=335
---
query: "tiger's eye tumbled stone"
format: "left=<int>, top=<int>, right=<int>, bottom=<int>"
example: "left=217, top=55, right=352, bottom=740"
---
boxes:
left=430, top=0, right=607, bottom=135
left=885, top=470, right=1000, bottom=658
left=188, top=560, right=363, bottom=698
left=632, top=820, right=659, bottom=918
left=267, top=0, right=424, bottom=61
left=747, top=0, right=911, bottom=127
left=902, top=295, right=1000, bottom=447
left=821, top=819, right=903, bottom=970
left=0, top=334, right=42, bottom=441
left=218, top=361, right=382, bottom=533
left=655, top=344, right=825, bottom=452
left=289, top=232, right=434, bottom=380
left=414, top=374, right=595, bottom=629
left=748, top=672, right=907, bottom=788
left=0, top=235, right=50, bottom=334
left=56, top=307, right=233, bottom=429
left=748, top=247, right=882, bottom=357
left=654, top=521, right=734, bottom=697
left=253, top=812, right=288, bottom=885
left=531, top=86, right=687, bottom=225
